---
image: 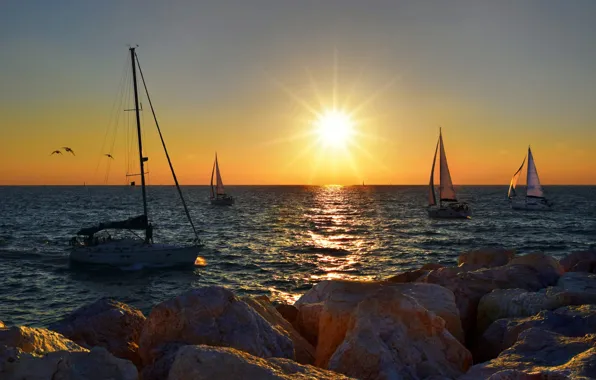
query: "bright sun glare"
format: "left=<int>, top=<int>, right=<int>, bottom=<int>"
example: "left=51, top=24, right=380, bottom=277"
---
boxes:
left=315, top=110, right=353, bottom=147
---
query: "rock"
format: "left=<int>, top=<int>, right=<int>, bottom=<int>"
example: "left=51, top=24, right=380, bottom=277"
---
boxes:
left=275, top=304, right=298, bottom=325
left=419, top=263, right=555, bottom=343
left=0, top=346, right=138, bottom=380
left=484, top=369, right=567, bottom=379
left=243, top=296, right=315, bottom=364
left=326, top=287, right=472, bottom=379
left=295, top=302, right=323, bottom=346
left=560, top=250, right=596, bottom=272
left=507, top=252, right=564, bottom=285
left=385, top=268, right=429, bottom=283
left=138, top=286, right=294, bottom=367
left=49, top=298, right=145, bottom=366
left=294, top=280, right=465, bottom=361
left=478, top=304, right=596, bottom=362
left=557, top=272, right=596, bottom=293
left=421, top=262, right=446, bottom=270
left=458, top=248, right=515, bottom=268
left=166, top=345, right=355, bottom=380
left=570, top=260, right=596, bottom=273
left=140, top=343, right=186, bottom=380
left=476, top=287, right=596, bottom=334
left=0, top=321, right=4, bottom=328
left=460, top=328, right=596, bottom=379
left=0, top=325, right=85, bottom=356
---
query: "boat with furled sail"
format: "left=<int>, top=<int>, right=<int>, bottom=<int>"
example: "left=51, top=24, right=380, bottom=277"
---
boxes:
left=427, top=128, right=471, bottom=218
left=69, top=47, right=201, bottom=267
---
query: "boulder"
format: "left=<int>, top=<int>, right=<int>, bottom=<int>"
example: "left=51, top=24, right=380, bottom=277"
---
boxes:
left=570, top=260, right=596, bottom=273
left=478, top=305, right=596, bottom=362
left=560, top=250, right=596, bottom=272
left=507, top=252, right=564, bottom=285
left=0, top=321, right=4, bottom=328
left=557, top=272, right=596, bottom=293
left=419, top=263, right=555, bottom=343
left=483, top=370, right=568, bottom=379
left=476, top=287, right=596, bottom=334
left=166, top=345, right=355, bottom=380
left=0, top=325, right=85, bottom=356
left=326, top=287, right=472, bottom=379
left=49, top=298, right=145, bottom=365
left=275, top=304, right=298, bottom=325
left=458, top=248, right=515, bottom=268
left=460, top=328, right=596, bottom=379
left=421, top=262, right=445, bottom=270
left=386, top=268, right=429, bottom=283
left=242, top=296, right=315, bottom=364
left=295, top=302, right=323, bottom=346
left=138, top=286, right=294, bottom=367
left=0, top=345, right=138, bottom=380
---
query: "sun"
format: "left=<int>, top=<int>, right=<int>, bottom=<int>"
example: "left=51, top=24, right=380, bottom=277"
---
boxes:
left=315, top=109, right=354, bottom=147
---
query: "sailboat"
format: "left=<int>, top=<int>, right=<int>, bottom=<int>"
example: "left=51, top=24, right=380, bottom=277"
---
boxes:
left=69, top=47, right=201, bottom=267
left=210, top=153, right=235, bottom=205
left=508, top=146, right=553, bottom=210
left=427, top=129, right=471, bottom=218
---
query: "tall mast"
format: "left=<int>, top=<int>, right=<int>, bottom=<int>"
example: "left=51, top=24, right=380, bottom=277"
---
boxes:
left=130, top=47, right=149, bottom=241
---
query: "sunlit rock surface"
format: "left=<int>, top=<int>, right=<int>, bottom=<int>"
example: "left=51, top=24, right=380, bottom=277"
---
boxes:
left=326, top=287, right=472, bottom=380
left=295, top=302, right=324, bottom=346
left=0, top=325, right=85, bottom=356
left=166, top=345, right=354, bottom=380
left=458, top=248, right=515, bottom=269
left=138, top=286, right=294, bottom=367
left=476, top=287, right=596, bottom=334
left=478, top=305, right=596, bottom=362
left=49, top=298, right=146, bottom=366
left=0, top=346, right=138, bottom=380
left=560, top=250, right=596, bottom=272
left=243, top=295, right=315, bottom=364
left=460, top=328, right=596, bottom=379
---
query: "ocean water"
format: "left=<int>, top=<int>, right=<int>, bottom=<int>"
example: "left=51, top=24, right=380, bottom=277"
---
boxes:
left=0, top=185, right=594, bottom=326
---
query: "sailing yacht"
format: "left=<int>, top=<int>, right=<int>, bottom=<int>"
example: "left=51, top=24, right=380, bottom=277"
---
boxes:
left=210, top=153, right=235, bottom=205
left=69, top=47, right=201, bottom=267
left=508, top=146, right=553, bottom=211
left=427, top=129, right=471, bottom=218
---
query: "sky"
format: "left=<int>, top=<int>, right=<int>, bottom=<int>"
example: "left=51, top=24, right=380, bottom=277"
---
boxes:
left=1, top=0, right=595, bottom=185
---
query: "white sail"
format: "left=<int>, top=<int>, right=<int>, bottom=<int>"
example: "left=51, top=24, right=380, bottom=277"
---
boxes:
left=428, top=138, right=439, bottom=206
left=438, top=130, right=457, bottom=201
left=210, top=160, right=216, bottom=198
left=508, top=155, right=526, bottom=199
left=214, top=154, right=225, bottom=195
left=526, top=147, right=544, bottom=198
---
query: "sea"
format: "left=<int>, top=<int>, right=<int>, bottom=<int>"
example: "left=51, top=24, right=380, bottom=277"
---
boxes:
left=0, top=185, right=595, bottom=327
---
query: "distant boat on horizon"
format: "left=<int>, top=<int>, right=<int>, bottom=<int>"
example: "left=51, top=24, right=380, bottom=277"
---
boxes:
left=69, top=47, right=201, bottom=267
left=210, top=152, right=235, bottom=206
left=508, top=146, right=553, bottom=211
left=427, top=128, right=471, bottom=219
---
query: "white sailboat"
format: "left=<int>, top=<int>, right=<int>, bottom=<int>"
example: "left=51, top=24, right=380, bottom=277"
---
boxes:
left=508, top=146, right=553, bottom=211
left=210, top=153, right=235, bottom=205
left=427, top=129, right=471, bottom=218
left=69, top=47, right=201, bottom=267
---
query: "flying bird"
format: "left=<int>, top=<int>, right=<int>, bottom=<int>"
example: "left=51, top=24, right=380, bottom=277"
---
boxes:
left=50, top=150, right=62, bottom=155
left=105, top=154, right=114, bottom=159
left=62, top=147, right=75, bottom=156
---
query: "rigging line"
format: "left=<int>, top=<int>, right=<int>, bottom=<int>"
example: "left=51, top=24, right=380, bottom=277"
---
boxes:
left=134, top=52, right=200, bottom=243
left=94, top=53, right=131, bottom=183
left=106, top=64, right=130, bottom=184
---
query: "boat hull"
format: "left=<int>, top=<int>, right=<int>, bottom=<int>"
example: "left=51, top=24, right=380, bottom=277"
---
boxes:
left=70, top=240, right=200, bottom=267
left=428, top=205, right=471, bottom=219
left=210, top=197, right=235, bottom=206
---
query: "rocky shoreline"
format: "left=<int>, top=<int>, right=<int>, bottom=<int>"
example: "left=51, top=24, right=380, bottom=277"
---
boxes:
left=1, top=248, right=596, bottom=379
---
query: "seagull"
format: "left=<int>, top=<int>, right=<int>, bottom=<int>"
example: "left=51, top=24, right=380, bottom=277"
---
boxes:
left=104, top=154, right=114, bottom=159
left=62, top=147, right=75, bottom=156
left=50, top=150, right=62, bottom=155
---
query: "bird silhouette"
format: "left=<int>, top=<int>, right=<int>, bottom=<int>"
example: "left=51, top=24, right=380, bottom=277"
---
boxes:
left=50, top=150, right=62, bottom=155
left=104, top=154, right=114, bottom=159
left=62, top=147, right=75, bottom=156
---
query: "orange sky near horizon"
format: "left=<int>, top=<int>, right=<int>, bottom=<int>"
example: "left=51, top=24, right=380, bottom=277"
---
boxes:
left=2, top=2, right=596, bottom=186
